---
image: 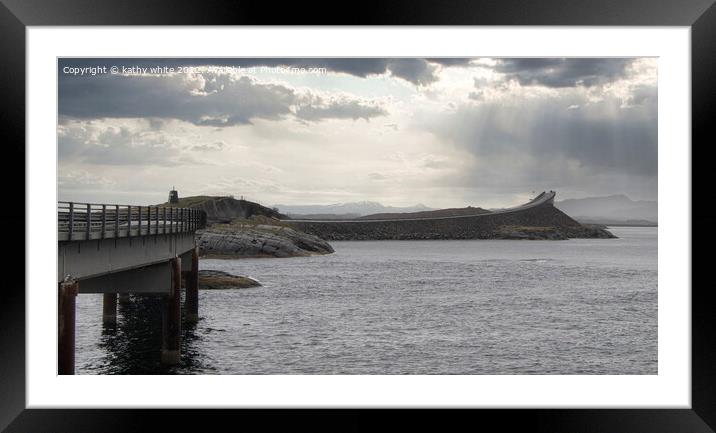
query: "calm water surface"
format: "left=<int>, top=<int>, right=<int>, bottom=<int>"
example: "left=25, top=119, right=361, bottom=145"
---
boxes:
left=75, top=226, right=657, bottom=374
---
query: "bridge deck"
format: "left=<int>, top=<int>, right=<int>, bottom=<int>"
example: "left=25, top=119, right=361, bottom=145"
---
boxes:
left=285, top=191, right=556, bottom=223
left=58, top=202, right=202, bottom=241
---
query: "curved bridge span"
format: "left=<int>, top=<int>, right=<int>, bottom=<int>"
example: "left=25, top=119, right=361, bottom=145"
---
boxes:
left=284, top=191, right=590, bottom=241
left=286, top=191, right=556, bottom=224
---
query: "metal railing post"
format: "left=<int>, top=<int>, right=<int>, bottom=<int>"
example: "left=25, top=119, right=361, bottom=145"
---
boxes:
left=128, top=205, right=132, bottom=237
left=68, top=202, right=74, bottom=240
left=115, top=205, right=119, bottom=238
left=138, top=206, right=143, bottom=235
left=101, top=204, right=106, bottom=239
left=86, top=203, right=91, bottom=240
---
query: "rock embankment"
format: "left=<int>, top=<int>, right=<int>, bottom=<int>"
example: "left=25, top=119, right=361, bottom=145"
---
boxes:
left=494, top=224, right=615, bottom=240
left=198, top=270, right=261, bottom=289
left=287, top=203, right=616, bottom=240
left=197, top=217, right=334, bottom=258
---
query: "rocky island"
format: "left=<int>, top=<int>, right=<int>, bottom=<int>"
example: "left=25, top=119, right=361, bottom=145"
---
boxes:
left=161, top=195, right=334, bottom=258
left=197, top=270, right=262, bottom=289
left=197, top=216, right=334, bottom=258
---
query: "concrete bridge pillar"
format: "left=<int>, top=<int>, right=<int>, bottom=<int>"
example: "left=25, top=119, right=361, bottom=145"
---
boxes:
left=58, top=280, right=78, bottom=375
left=184, top=247, right=199, bottom=323
left=161, top=256, right=182, bottom=364
left=102, top=293, right=117, bottom=326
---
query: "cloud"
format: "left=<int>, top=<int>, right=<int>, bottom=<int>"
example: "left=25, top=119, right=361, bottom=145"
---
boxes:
left=420, top=154, right=450, bottom=169
left=425, top=58, right=474, bottom=67
left=57, top=57, right=659, bottom=205
left=59, top=73, right=296, bottom=127
left=494, top=58, right=634, bottom=88
left=59, top=72, right=388, bottom=126
left=294, top=96, right=388, bottom=122
left=468, top=90, right=485, bottom=101
left=423, top=88, right=657, bottom=182
left=203, top=176, right=285, bottom=196
left=622, top=84, right=657, bottom=107
left=191, top=141, right=225, bottom=152
left=59, top=58, right=475, bottom=86
left=58, top=170, right=116, bottom=189
left=385, top=58, right=439, bottom=86
left=58, top=123, right=186, bottom=166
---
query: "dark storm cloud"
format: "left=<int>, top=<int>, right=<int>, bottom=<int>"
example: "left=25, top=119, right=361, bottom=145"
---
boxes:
left=59, top=71, right=387, bottom=126
left=494, top=58, right=635, bottom=88
left=58, top=58, right=468, bottom=86
left=428, top=94, right=657, bottom=179
left=424, top=58, right=474, bottom=66
left=384, top=58, right=439, bottom=86
left=59, top=73, right=295, bottom=126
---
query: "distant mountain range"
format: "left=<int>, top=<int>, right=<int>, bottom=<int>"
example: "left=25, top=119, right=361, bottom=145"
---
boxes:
left=273, top=201, right=434, bottom=218
left=555, top=194, right=657, bottom=224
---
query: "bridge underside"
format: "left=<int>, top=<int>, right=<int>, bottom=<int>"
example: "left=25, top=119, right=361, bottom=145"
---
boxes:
left=70, top=250, right=194, bottom=295
left=58, top=232, right=195, bottom=284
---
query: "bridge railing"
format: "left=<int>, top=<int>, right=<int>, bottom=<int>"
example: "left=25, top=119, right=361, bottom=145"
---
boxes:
left=58, top=202, right=203, bottom=241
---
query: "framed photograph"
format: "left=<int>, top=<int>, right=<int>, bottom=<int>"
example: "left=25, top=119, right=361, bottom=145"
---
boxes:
left=4, top=0, right=713, bottom=431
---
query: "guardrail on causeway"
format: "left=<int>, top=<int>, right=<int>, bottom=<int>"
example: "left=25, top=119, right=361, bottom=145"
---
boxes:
left=58, top=202, right=203, bottom=241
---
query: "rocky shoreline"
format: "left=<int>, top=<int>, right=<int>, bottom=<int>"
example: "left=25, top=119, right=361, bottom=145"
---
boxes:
left=287, top=203, right=616, bottom=241
left=294, top=224, right=615, bottom=241
left=197, top=216, right=334, bottom=258
left=493, top=224, right=615, bottom=240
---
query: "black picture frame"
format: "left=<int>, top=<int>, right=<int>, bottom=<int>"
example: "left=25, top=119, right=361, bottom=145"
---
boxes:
left=2, top=0, right=713, bottom=431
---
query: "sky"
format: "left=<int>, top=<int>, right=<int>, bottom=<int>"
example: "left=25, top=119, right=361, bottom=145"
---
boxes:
left=57, top=57, right=657, bottom=209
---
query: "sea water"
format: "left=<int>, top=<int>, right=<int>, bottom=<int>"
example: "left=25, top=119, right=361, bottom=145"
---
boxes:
left=75, top=226, right=657, bottom=374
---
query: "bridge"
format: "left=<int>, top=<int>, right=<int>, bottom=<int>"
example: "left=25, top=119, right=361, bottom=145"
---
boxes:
left=283, top=191, right=598, bottom=241
left=57, top=202, right=205, bottom=374
left=287, top=191, right=557, bottom=223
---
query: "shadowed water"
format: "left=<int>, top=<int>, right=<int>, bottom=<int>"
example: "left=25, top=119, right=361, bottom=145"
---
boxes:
left=75, top=226, right=657, bottom=374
